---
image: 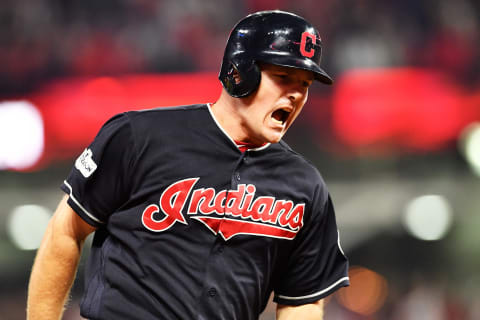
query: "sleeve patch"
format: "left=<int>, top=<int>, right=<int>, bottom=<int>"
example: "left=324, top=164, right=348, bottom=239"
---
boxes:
left=75, top=148, right=98, bottom=178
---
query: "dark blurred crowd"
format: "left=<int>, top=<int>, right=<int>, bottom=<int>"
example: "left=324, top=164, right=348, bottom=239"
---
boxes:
left=1, top=0, right=479, bottom=96
left=1, top=1, right=480, bottom=319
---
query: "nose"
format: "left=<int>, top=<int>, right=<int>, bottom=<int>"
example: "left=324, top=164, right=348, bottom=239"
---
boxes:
left=288, top=84, right=307, bottom=102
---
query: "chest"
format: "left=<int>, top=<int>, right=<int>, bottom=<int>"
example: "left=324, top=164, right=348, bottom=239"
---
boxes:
left=123, top=142, right=309, bottom=240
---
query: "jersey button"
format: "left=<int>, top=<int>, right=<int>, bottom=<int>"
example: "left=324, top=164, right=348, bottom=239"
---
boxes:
left=208, top=288, right=217, bottom=297
left=235, top=172, right=241, bottom=181
left=217, top=245, right=224, bottom=253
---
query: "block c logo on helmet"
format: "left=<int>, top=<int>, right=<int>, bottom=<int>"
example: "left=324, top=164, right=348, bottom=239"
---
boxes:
left=300, top=31, right=317, bottom=58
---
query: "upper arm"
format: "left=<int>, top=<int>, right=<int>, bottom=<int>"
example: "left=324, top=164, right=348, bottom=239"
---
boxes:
left=49, top=195, right=96, bottom=243
left=27, top=195, right=96, bottom=320
left=276, top=299, right=324, bottom=320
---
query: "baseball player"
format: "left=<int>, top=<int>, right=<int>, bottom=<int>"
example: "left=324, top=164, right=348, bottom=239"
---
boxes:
left=28, top=10, right=349, bottom=320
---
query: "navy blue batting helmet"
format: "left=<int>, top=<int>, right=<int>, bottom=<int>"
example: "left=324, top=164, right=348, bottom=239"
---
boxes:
left=219, top=10, right=333, bottom=98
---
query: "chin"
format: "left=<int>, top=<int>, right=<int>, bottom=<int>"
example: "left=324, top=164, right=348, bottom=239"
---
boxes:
left=265, top=134, right=284, bottom=144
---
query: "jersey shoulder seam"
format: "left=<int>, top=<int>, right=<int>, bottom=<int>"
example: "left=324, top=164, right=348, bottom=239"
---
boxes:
left=122, top=111, right=141, bottom=173
left=127, top=103, right=207, bottom=115
left=278, top=140, right=321, bottom=174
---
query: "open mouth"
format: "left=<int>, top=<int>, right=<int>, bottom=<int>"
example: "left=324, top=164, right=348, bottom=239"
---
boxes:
left=271, top=108, right=291, bottom=125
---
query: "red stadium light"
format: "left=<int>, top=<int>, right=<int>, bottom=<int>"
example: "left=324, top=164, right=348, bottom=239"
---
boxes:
left=2, top=68, right=479, bottom=171
left=332, top=68, right=479, bottom=154
left=16, top=72, right=222, bottom=170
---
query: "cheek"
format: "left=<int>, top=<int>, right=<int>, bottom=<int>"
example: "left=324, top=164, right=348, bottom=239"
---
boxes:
left=301, top=91, right=309, bottom=104
left=290, top=111, right=301, bottom=125
left=257, top=77, right=283, bottom=100
left=290, top=104, right=306, bottom=124
left=296, top=92, right=308, bottom=114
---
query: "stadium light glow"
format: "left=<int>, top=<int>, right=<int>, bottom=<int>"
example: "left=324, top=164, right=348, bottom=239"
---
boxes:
left=0, top=101, right=44, bottom=170
left=459, top=122, right=480, bottom=177
left=7, top=204, right=52, bottom=250
left=403, top=195, right=453, bottom=241
left=337, top=266, right=389, bottom=315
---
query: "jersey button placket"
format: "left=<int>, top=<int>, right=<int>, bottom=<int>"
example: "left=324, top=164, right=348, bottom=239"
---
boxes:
left=208, top=287, right=217, bottom=297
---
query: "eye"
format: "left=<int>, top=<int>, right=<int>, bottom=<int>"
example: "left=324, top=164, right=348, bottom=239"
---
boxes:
left=302, top=80, right=313, bottom=88
left=275, top=73, right=288, bottom=79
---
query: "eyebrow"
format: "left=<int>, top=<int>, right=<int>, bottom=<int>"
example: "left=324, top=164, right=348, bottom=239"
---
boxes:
left=265, top=65, right=314, bottom=80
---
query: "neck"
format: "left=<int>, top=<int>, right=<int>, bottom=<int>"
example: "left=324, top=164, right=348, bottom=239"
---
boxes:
left=211, top=90, right=257, bottom=144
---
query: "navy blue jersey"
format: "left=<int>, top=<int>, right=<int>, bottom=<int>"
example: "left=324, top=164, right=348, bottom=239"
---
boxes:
left=61, top=104, right=349, bottom=320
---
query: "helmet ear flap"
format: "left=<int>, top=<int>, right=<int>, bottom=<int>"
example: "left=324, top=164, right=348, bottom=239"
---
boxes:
left=219, top=59, right=261, bottom=98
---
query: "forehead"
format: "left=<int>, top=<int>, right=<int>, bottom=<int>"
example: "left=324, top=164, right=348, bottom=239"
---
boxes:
left=260, top=63, right=314, bottom=80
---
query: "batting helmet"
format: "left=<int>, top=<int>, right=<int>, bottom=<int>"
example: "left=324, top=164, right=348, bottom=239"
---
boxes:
left=219, top=10, right=333, bottom=98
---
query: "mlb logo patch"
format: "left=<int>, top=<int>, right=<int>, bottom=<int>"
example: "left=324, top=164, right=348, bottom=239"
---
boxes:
left=75, top=148, right=97, bottom=178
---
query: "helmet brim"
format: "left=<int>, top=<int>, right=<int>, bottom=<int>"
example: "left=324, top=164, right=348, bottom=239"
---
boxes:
left=256, top=54, right=333, bottom=85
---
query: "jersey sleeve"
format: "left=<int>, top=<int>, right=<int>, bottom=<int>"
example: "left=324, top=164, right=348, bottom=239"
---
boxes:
left=60, top=112, right=135, bottom=227
left=273, top=189, right=349, bottom=306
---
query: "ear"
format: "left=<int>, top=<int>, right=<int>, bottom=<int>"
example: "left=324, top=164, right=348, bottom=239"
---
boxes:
left=232, top=67, right=242, bottom=84
left=221, top=59, right=261, bottom=98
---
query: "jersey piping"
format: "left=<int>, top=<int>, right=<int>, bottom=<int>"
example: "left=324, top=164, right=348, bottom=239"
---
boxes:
left=337, top=229, right=347, bottom=257
left=63, top=180, right=104, bottom=224
left=206, top=103, right=271, bottom=152
left=276, top=276, right=350, bottom=300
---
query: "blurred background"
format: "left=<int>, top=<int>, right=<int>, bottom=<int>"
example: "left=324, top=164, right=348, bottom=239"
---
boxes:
left=1, top=0, right=479, bottom=319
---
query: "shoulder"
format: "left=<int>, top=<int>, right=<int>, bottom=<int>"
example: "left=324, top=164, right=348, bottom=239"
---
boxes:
left=97, top=104, right=207, bottom=131
left=276, top=140, right=325, bottom=181
left=96, top=103, right=206, bottom=134
left=272, top=140, right=329, bottom=202
left=125, top=104, right=208, bottom=121
left=120, top=104, right=210, bottom=132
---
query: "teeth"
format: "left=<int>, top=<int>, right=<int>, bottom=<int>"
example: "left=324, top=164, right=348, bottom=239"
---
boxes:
left=272, top=109, right=289, bottom=125
left=272, top=118, right=284, bottom=125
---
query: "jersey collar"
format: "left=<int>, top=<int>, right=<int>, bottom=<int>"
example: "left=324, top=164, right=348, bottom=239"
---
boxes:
left=206, top=103, right=271, bottom=152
